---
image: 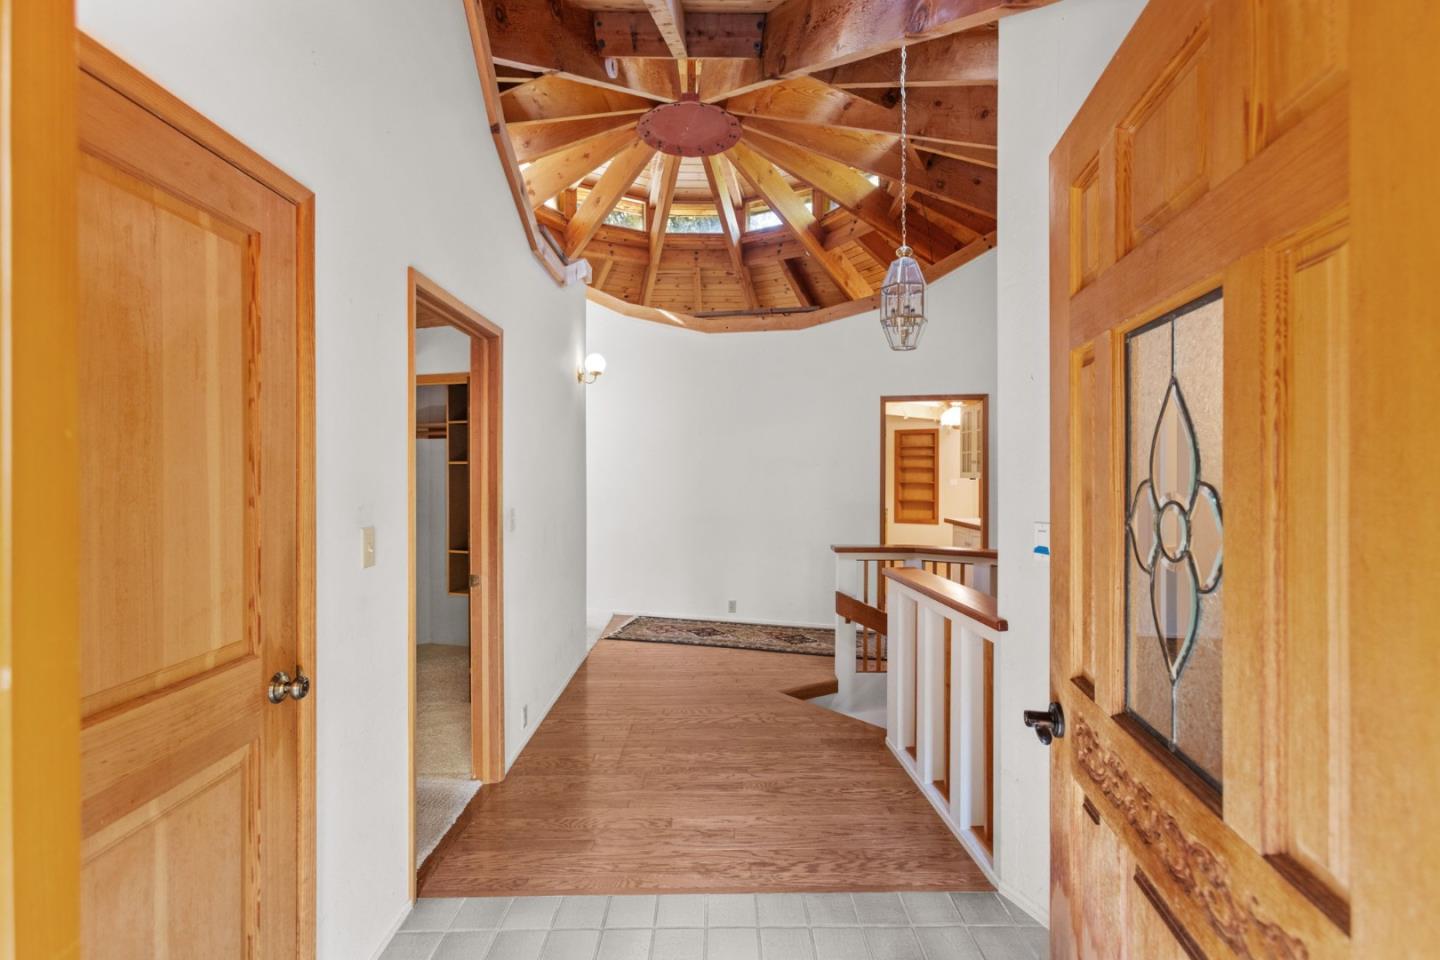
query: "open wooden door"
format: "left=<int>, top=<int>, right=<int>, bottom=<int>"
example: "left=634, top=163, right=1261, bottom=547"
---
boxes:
left=1047, top=0, right=1440, bottom=957
left=75, top=39, right=314, bottom=958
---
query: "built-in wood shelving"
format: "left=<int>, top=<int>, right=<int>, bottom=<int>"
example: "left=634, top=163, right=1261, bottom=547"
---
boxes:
left=444, top=382, right=470, bottom=596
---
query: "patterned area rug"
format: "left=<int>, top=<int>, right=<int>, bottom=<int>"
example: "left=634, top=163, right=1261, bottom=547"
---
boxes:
left=604, top=615, right=834, bottom=657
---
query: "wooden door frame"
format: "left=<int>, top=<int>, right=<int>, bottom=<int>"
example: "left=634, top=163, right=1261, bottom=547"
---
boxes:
left=406, top=268, right=505, bottom=894
left=879, top=394, right=990, bottom=549
left=2, top=3, right=81, bottom=956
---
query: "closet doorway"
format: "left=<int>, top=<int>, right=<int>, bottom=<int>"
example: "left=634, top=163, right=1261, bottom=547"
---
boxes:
left=407, top=269, right=504, bottom=885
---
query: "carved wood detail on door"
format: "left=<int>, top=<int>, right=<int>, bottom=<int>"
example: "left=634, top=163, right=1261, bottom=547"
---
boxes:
left=1075, top=720, right=1307, bottom=960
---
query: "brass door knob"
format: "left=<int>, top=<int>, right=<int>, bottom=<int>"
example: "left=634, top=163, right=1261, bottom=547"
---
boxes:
left=267, top=666, right=311, bottom=704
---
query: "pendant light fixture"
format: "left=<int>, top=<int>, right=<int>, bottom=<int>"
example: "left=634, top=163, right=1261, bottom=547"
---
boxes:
left=880, top=42, right=926, bottom=351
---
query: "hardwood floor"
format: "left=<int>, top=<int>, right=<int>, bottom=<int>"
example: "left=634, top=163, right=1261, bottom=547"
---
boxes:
left=418, top=638, right=990, bottom=897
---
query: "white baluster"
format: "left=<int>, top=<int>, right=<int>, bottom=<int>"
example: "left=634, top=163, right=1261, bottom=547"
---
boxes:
left=916, top=606, right=946, bottom=783
left=887, top=592, right=916, bottom=755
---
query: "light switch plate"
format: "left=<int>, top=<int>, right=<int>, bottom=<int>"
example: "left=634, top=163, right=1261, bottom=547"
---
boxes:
left=362, top=526, right=376, bottom=568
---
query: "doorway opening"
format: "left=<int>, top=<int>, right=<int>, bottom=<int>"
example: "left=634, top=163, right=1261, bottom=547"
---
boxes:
left=880, top=395, right=989, bottom=548
left=407, top=269, right=504, bottom=886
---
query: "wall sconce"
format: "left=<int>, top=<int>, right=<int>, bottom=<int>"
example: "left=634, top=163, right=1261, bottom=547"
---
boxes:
left=577, top=353, right=607, bottom=384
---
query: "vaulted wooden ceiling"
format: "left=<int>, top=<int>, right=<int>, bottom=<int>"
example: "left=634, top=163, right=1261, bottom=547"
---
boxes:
left=463, top=0, right=1052, bottom=331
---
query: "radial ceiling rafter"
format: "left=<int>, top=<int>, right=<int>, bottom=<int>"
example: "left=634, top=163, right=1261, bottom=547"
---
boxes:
left=467, top=0, right=1039, bottom=331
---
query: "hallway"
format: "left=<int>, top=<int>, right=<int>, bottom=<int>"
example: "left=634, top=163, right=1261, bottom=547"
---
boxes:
left=419, top=639, right=989, bottom=897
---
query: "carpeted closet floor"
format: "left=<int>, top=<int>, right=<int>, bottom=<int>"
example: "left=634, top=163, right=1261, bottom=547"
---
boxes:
left=416, top=644, right=479, bottom=868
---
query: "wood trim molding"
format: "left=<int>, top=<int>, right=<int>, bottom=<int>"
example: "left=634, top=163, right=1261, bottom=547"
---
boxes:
left=3, top=3, right=82, bottom=955
left=834, top=591, right=887, bottom=636
left=831, top=544, right=998, bottom=559
left=461, top=0, right=571, bottom=285
left=881, top=567, right=1007, bottom=631
left=406, top=269, right=506, bottom=900
left=78, top=34, right=312, bottom=204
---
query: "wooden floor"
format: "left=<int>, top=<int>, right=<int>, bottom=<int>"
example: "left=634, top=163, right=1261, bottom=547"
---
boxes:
left=417, top=638, right=990, bottom=897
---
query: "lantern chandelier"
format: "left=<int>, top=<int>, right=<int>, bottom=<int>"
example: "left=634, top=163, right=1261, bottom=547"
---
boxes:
left=880, top=42, right=927, bottom=351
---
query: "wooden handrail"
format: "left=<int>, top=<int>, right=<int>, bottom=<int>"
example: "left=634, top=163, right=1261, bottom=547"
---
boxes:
left=943, top=517, right=982, bottom=531
left=831, top=544, right=999, bottom=560
left=882, top=567, right=1009, bottom=632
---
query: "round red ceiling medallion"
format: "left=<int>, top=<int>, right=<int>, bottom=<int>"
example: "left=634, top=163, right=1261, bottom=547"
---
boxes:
left=638, top=94, right=741, bottom=158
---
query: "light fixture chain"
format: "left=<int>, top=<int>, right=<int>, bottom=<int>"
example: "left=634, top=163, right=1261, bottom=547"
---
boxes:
left=899, top=41, right=908, bottom=256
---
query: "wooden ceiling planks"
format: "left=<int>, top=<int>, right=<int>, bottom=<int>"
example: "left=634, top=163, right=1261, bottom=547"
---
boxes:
left=464, top=0, right=1036, bottom=330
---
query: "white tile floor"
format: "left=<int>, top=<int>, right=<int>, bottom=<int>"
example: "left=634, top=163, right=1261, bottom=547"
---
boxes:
left=381, top=892, right=1046, bottom=960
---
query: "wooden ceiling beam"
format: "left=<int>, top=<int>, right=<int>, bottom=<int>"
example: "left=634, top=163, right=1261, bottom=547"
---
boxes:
left=478, top=0, right=676, bottom=101
left=563, top=139, right=657, bottom=258
left=641, top=0, right=688, bottom=59
left=702, top=155, right=760, bottom=310
left=762, top=0, right=1049, bottom=81
left=725, top=77, right=996, bottom=149
left=700, top=0, right=1046, bottom=100
left=739, top=127, right=960, bottom=262
left=510, top=116, right=639, bottom=163
left=591, top=258, right=615, bottom=289
left=725, top=140, right=871, bottom=300
left=738, top=117, right=996, bottom=216
left=594, top=13, right=765, bottom=60
left=814, top=29, right=998, bottom=88
left=523, top=125, right=637, bottom=208
left=642, top=154, right=682, bottom=304
left=502, top=75, right=652, bottom=124
left=777, top=258, right=816, bottom=307
left=462, top=0, right=569, bottom=283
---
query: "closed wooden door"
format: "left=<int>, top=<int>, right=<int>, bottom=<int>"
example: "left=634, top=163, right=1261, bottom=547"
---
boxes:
left=1049, top=1, right=1366, bottom=957
left=76, top=41, right=313, bottom=958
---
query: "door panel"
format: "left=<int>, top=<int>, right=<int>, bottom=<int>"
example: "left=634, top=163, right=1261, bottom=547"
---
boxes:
left=77, top=51, right=309, bottom=959
left=78, top=152, right=253, bottom=718
left=1050, top=1, right=1355, bottom=957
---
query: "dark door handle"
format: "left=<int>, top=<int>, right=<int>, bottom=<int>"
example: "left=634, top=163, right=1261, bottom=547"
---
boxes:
left=1024, top=702, right=1065, bottom=746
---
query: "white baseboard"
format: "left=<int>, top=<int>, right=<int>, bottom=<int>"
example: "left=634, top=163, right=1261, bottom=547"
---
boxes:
left=997, top=878, right=1049, bottom=928
left=504, top=644, right=590, bottom=771
left=364, top=900, right=414, bottom=960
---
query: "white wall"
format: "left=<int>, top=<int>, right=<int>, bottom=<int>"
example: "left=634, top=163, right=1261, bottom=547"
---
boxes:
left=994, top=0, right=1147, bottom=921
left=586, top=252, right=999, bottom=630
left=74, top=2, right=591, bottom=957
left=416, top=439, right=468, bottom=645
